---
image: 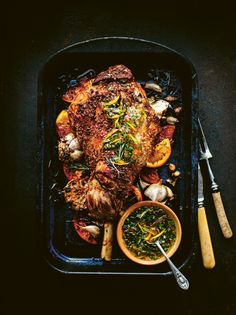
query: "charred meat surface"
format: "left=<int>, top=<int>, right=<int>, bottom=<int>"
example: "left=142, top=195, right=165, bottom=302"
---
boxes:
left=59, top=65, right=159, bottom=222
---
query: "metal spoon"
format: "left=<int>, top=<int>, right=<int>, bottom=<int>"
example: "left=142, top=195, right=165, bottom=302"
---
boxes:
left=155, top=240, right=189, bottom=290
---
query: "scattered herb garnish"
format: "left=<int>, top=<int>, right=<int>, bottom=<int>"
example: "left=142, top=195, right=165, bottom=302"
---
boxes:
left=105, top=157, right=121, bottom=174
left=102, top=94, right=144, bottom=165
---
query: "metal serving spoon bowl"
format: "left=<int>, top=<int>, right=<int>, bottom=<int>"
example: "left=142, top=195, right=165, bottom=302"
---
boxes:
left=155, top=240, right=189, bottom=290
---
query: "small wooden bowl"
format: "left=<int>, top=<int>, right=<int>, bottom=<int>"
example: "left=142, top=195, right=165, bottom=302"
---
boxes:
left=117, top=200, right=182, bottom=265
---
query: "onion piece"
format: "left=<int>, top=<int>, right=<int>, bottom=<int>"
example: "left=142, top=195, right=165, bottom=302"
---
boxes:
left=139, top=178, right=150, bottom=190
left=80, top=225, right=100, bottom=238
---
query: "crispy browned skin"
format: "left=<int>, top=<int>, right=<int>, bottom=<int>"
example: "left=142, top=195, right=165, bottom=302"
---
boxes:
left=63, top=65, right=159, bottom=222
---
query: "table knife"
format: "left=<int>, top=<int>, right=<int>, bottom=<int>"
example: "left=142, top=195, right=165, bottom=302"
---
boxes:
left=198, top=163, right=216, bottom=269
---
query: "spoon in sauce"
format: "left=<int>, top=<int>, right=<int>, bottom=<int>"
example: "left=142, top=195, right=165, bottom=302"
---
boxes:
left=155, top=240, right=189, bottom=290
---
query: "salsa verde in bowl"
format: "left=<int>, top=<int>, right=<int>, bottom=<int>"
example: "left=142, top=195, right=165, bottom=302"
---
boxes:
left=117, top=201, right=182, bottom=265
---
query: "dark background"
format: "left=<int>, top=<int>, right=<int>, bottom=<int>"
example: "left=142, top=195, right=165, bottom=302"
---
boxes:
left=2, top=2, right=236, bottom=314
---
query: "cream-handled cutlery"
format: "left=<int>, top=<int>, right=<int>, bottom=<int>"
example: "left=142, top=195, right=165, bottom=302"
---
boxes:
left=198, top=119, right=233, bottom=238
left=198, top=163, right=216, bottom=269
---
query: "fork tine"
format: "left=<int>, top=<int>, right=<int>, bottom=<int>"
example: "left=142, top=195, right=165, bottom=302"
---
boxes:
left=198, top=119, right=208, bottom=147
left=199, top=141, right=206, bottom=160
left=198, top=118, right=212, bottom=159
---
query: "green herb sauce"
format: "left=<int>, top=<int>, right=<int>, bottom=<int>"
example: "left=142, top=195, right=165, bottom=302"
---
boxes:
left=122, top=206, right=176, bottom=260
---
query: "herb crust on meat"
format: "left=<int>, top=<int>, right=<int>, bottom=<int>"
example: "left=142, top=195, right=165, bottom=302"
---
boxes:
left=60, top=65, right=159, bottom=222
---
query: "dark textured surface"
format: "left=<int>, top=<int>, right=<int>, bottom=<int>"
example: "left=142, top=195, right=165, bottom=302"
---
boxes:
left=2, top=2, right=236, bottom=314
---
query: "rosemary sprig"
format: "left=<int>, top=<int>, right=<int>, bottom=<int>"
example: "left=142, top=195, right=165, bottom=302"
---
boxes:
left=69, top=164, right=89, bottom=171
left=105, top=157, right=120, bottom=174
left=68, top=163, right=90, bottom=174
left=117, top=142, right=126, bottom=160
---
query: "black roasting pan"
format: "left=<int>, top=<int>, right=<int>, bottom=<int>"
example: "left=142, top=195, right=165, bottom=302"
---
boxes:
left=37, top=37, right=198, bottom=275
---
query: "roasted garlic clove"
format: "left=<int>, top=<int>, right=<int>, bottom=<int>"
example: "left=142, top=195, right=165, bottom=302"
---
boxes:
left=166, top=116, right=179, bottom=125
left=144, top=184, right=173, bottom=202
left=145, top=81, right=162, bottom=93
left=150, top=100, right=171, bottom=117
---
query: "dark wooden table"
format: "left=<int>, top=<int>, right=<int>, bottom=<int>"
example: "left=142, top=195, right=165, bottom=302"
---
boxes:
left=2, top=3, right=236, bottom=314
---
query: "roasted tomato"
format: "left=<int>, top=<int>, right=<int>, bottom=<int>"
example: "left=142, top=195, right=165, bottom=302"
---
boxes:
left=73, top=218, right=100, bottom=245
left=63, top=164, right=83, bottom=181
left=63, top=164, right=75, bottom=180
left=159, top=125, right=176, bottom=143
left=140, top=167, right=161, bottom=184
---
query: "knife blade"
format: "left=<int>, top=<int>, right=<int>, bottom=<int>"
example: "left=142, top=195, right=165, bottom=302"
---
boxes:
left=198, top=163, right=215, bottom=269
left=198, top=163, right=204, bottom=207
left=198, top=119, right=233, bottom=239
